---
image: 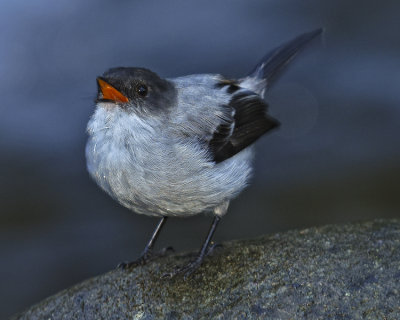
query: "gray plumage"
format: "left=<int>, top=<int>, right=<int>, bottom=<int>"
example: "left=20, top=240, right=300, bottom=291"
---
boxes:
left=86, top=73, right=253, bottom=217
left=86, top=29, right=322, bottom=219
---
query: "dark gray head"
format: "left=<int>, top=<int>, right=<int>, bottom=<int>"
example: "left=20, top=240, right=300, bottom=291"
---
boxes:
left=96, top=67, right=176, bottom=115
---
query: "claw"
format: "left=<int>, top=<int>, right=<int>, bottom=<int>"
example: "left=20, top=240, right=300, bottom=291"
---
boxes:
left=161, top=242, right=221, bottom=279
left=117, top=246, right=175, bottom=270
left=206, top=242, right=223, bottom=255
left=162, top=258, right=203, bottom=279
left=160, top=246, right=175, bottom=255
left=117, top=261, right=128, bottom=269
left=117, top=256, right=147, bottom=270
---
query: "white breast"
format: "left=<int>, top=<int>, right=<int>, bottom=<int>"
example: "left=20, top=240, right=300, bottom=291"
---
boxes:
left=86, top=105, right=253, bottom=217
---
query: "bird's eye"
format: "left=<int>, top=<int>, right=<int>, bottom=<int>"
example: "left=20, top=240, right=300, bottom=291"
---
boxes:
left=137, top=84, right=148, bottom=97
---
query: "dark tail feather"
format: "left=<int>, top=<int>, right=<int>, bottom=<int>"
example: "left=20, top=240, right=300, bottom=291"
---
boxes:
left=248, top=28, right=323, bottom=86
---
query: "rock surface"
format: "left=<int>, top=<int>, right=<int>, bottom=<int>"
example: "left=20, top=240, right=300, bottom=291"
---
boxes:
left=13, top=219, right=400, bottom=319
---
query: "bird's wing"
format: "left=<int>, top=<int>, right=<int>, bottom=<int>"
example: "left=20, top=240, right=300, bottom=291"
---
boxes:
left=169, top=29, right=322, bottom=162
left=209, top=81, right=279, bottom=163
left=170, top=75, right=279, bottom=163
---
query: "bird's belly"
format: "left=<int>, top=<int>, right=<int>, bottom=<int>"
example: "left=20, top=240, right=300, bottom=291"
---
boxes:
left=86, top=137, right=253, bottom=217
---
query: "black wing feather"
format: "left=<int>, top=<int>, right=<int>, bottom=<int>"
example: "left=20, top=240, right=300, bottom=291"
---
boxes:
left=208, top=29, right=321, bottom=162
left=210, top=90, right=279, bottom=163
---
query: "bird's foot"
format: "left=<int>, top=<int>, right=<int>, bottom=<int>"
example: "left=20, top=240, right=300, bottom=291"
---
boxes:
left=162, top=257, right=203, bottom=280
left=118, top=246, right=175, bottom=270
left=206, top=242, right=223, bottom=255
left=162, top=242, right=222, bottom=279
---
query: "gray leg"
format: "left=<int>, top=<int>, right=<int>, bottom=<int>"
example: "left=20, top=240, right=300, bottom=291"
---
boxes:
left=119, top=216, right=171, bottom=269
left=163, top=216, right=221, bottom=278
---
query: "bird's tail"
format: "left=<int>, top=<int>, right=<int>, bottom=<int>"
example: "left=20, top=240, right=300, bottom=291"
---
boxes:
left=242, top=28, right=323, bottom=96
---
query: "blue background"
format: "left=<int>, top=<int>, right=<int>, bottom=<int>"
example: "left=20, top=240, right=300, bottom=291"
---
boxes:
left=1, top=0, right=399, bottom=317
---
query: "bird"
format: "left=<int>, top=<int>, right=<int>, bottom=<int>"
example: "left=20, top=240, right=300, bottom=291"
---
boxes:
left=86, top=28, right=322, bottom=278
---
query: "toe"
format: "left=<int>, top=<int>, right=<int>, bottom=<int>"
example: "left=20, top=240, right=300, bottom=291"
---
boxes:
left=161, top=259, right=202, bottom=279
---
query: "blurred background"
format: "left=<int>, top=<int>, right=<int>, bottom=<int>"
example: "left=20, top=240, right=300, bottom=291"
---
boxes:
left=1, top=0, right=399, bottom=317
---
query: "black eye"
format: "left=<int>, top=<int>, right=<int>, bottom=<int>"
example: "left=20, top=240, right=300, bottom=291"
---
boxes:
left=137, top=84, right=148, bottom=97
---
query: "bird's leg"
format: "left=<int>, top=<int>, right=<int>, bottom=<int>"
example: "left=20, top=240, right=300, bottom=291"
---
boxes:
left=138, top=216, right=172, bottom=261
left=163, top=216, right=221, bottom=279
left=119, top=216, right=171, bottom=269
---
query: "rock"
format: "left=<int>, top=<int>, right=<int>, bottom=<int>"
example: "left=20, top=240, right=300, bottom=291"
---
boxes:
left=12, top=219, right=400, bottom=319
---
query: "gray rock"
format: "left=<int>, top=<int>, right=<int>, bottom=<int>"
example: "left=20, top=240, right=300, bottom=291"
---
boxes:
left=13, top=219, right=400, bottom=319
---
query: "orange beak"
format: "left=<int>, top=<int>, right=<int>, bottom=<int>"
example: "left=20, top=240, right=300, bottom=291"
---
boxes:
left=97, top=78, right=129, bottom=103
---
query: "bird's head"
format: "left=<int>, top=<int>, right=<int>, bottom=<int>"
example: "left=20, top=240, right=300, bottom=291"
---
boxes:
left=95, top=67, right=176, bottom=116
